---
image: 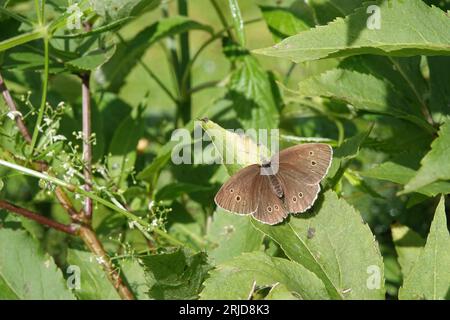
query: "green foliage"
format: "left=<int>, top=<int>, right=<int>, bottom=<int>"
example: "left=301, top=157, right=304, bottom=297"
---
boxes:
left=0, top=0, right=449, bottom=301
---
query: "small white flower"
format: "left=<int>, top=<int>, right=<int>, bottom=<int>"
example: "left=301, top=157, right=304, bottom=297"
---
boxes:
left=6, top=111, right=22, bottom=120
left=52, top=135, right=67, bottom=142
left=148, top=201, right=155, bottom=211
left=96, top=256, right=106, bottom=265
left=151, top=219, right=159, bottom=227
left=128, top=220, right=137, bottom=229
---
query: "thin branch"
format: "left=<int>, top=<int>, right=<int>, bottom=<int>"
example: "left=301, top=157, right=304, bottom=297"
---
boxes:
left=0, top=72, right=32, bottom=143
left=0, top=200, right=78, bottom=235
left=81, top=73, right=93, bottom=220
left=78, top=226, right=135, bottom=300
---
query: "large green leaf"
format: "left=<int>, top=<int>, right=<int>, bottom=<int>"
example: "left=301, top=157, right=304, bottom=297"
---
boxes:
left=66, top=249, right=120, bottom=300
left=428, top=57, right=450, bottom=122
left=92, top=0, right=161, bottom=21
left=206, top=209, right=264, bottom=264
left=228, top=56, right=280, bottom=131
left=141, top=249, right=211, bottom=300
left=120, top=259, right=151, bottom=300
left=0, top=229, right=75, bottom=299
left=200, top=252, right=329, bottom=300
left=399, top=196, right=450, bottom=299
left=100, top=16, right=212, bottom=91
left=66, top=44, right=116, bottom=71
left=402, top=119, right=450, bottom=194
left=201, top=119, right=271, bottom=176
left=254, top=0, right=450, bottom=62
left=307, top=0, right=363, bottom=25
left=253, top=190, right=385, bottom=299
left=295, top=56, right=433, bottom=131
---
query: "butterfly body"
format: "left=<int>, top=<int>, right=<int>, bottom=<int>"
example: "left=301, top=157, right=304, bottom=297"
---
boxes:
left=214, top=143, right=333, bottom=225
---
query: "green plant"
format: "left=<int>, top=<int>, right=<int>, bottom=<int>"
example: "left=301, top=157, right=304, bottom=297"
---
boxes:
left=0, top=0, right=449, bottom=300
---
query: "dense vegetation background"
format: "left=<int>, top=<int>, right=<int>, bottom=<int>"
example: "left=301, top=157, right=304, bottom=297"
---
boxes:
left=0, top=0, right=449, bottom=300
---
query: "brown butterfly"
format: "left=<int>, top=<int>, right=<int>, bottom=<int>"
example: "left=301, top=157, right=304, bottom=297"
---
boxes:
left=214, top=143, right=333, bottom=225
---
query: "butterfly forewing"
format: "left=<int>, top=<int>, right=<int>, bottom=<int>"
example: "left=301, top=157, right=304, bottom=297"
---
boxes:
left=252, top=175, right=288, bottom=225
left=275, top=143, right=333, bottom=184
left=214, top=164, right=260, bottom=215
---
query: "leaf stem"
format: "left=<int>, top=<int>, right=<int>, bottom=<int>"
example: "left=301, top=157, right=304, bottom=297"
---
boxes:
left=30, top=34, right=50, bottom=156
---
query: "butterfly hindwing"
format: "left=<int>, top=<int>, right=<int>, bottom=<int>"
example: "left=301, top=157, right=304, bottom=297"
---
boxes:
left=214, top=164, right=260, bottom=215
left=252, top=175, right=288, bottom=225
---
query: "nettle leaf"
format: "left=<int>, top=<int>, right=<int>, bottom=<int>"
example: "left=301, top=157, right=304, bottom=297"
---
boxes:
left=253, top=190, right=385, bottom=299
left=399, top=196, right=450, bottom=300
left=296, top=56, right=433, bottom=131
left=228, top=56, right=280, bottom=131
left=254, top=0, right=450, bottom=62
left=141, top=249, right=212, bottom=300
left=260, top=4, right=313, bottom=42
left=206, top=208, right=264, bottom=264
left=66, top=249, right=120, bottom=300
left=107, top=113, right=143, bottom=188
left=402, top=119, right=450, bottom=194
left=201, top=119, right=271, bottom=176
left=200, top=252, right=329, bottom=300
left=392, top=225, right=426, bottom=277
left=99, top=16, right=212, bottom=91
left=66, top=44, right=116, bottom=71
left=0, top=229, right=75, bottom=299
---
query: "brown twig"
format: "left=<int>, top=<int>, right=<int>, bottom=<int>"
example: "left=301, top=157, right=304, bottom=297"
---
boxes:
left=81, top=73, right=93, bottom=220
left=0, top=200, right=78, bottom=235
left=0, top=73, right=32, bottom=143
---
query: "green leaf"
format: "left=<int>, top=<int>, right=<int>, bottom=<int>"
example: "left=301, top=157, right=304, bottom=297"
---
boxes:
left=141, top=249, right=212, bottom=300
left=0, top=229, right=75, bottom=299
left=228, top=56, right=280, bottom=131
left=402, top=119, right=450, bottom=194
left=253, top=190, right=385, bottom=299
left=107, top=113, right=143, bottom=188
left=66, top=249, right=120, bottom=300
left=260, top=5, right=312, bottom=42
left=200, top=252, right=329, bottom=300
left=399, top=196, right=450, bottom=300
left=254, top=0, right=450, bottom=63
left=100, top=16, right=212, bottom=91
left=392, top=225, right=426, bottom=277
left=92, top=0, right=161, bottom=21
left=428, top=57, right=450, bottom=122
left=307, top=0, right=363, bottom=24
left=295, top=56, right=433, bottom=132
left=120, top=259, right=151, bottom=300
left=201, top=119, right=271, bottom=176
left=66, top=44, right=116, bottom=71
left=206, top=209, right=264, bottom=264
left=228, top=0, right=246, bottom=46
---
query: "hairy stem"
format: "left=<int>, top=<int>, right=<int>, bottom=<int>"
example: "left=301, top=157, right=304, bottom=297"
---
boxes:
left=81, top=73, right=93, bottom=220
left=0, top=200, right=78, bottom=235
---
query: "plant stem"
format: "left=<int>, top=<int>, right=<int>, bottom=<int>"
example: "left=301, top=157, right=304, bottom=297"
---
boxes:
left=30, top=35, right=49, bottom=156
left=0, top=159, right=185, bottom=247
left=78, top=226, right=135, bottom=300
left=0, top=72, right=32, bottom=143
left=178, top=0, right=191, bottom=125
left=0, top=200, right=78, bottom=235
left=210, top=0, right=234, bottom=40
left=81, top=73, right=93, bottom=220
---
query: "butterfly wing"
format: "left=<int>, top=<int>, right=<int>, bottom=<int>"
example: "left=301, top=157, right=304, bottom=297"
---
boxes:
left=214, top=164, right=261, bottom=215
left=276, top=169, right=321, bottom=214
left=252, top=175, right=289, bottom=225
left=275, top=143, right=333, bottom=184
